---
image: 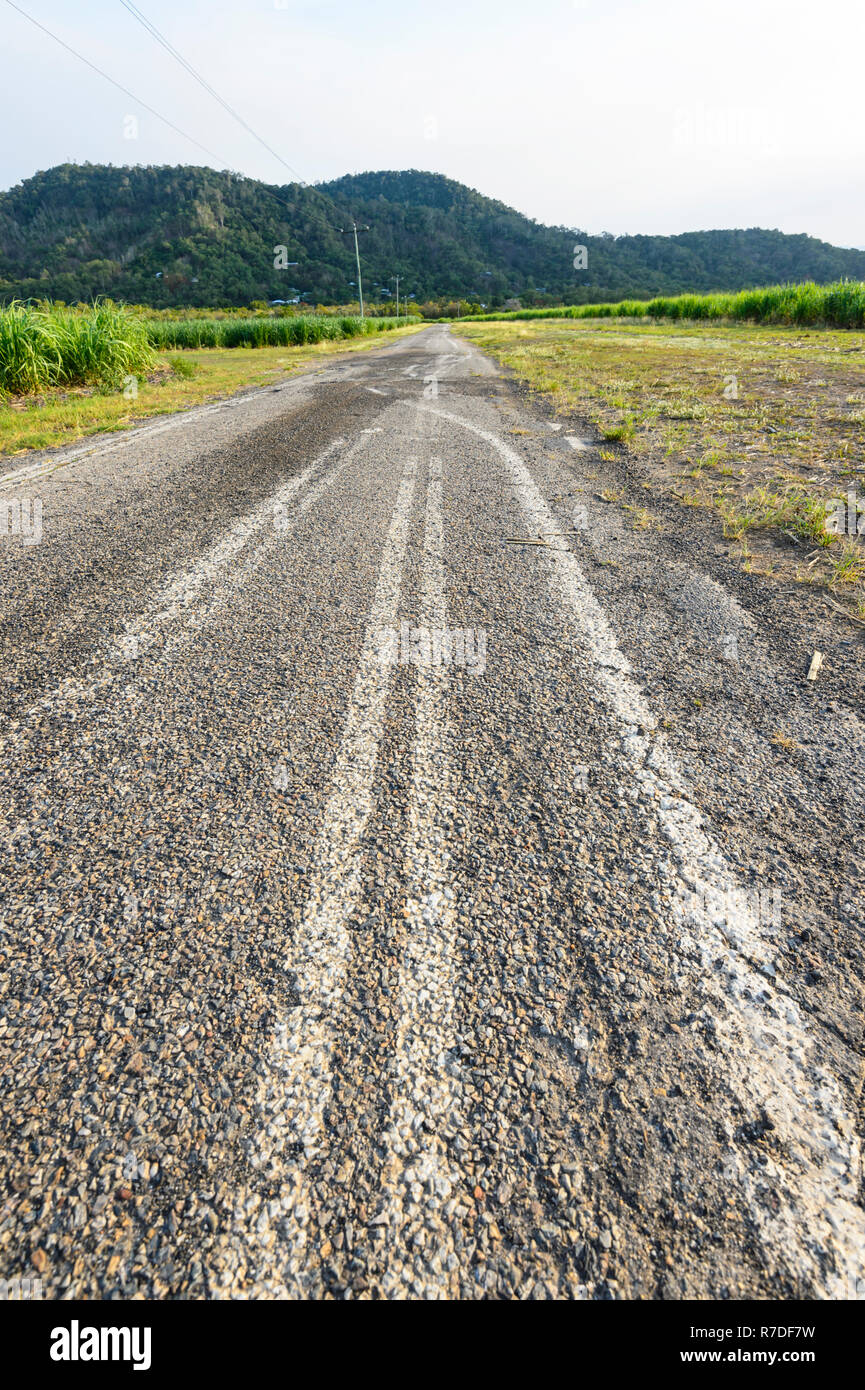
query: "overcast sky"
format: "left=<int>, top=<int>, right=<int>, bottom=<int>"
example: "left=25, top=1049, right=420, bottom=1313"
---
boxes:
left=2, top=0, right=864, bottom=246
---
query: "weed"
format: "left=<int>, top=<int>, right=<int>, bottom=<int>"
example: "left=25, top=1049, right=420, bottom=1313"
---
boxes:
left=623, top=505, right=656, bottom=529
left=771, top=731, right=798, bottom=752
left=167, top=355, right=197, bottom=379
left=602, top=416, right=635, bottom=442
left=721, top=487, right=833, bottom=545
left=828, top=544, right=865, bottom=586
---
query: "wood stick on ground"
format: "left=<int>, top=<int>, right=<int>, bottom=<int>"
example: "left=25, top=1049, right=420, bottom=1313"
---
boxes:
left=807, top=650, right=824, bottom=681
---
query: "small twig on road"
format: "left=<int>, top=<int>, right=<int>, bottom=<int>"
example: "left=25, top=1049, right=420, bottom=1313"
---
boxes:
left=824, top=599, right=865, bottom=627
left=806, top=651, right=824, bottom=681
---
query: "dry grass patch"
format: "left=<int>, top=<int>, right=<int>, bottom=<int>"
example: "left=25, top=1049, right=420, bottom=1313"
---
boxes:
left=456, top=318, right=865, bottom=620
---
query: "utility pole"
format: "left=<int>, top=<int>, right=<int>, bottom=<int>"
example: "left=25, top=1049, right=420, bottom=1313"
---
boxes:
left=339, top=221, right=369, bottom=317
left=391, top=274, right=400, bottom=319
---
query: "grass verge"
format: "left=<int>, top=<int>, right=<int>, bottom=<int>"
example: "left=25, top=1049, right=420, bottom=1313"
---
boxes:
left=456, top=317, right=865, bottom=620
left=468, top=280, right=865, bottom=330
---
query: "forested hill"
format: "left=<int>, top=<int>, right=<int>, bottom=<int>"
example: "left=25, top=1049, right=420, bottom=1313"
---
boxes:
left=2, top=162, right=864, bottom=308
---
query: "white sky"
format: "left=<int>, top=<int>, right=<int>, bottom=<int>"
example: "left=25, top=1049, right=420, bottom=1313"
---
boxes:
left=2, top=0, right=864, bottom=247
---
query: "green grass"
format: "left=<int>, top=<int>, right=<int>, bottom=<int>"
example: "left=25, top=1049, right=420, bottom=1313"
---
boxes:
left=166, top=354, right=197, bottom=379
left=828, top=544, right=865, bottom=586
left=601, top=415, right=636, bottom=442
left=0, top=301, right=409, bottom=398
left=719, top=487, right=835, bottom=544
left=468, top=280, right=865, bottom=331
left=455, top=315, right=865, bottom=620
left=0, top=300, right=156, bottom=395
left=145, top=313, right=404, bottom=351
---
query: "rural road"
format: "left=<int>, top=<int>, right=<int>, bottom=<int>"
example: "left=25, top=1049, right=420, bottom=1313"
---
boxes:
left=0, top=325, right=862, bottom=1301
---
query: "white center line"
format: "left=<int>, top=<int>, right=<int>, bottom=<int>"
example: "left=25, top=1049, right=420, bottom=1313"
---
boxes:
left=379, top=456, right=463, bottom=1299
left=230, top=450, right=420, bottom=1296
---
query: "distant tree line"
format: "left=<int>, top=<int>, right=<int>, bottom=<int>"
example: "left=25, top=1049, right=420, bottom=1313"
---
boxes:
left=2, top=163, right=863, bottom=310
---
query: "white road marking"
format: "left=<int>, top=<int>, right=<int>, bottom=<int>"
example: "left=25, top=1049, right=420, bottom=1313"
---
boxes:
left=116, top=437, right=348, bottom=658
left=233, top=452, right=420, bottom=1296
left=0, top=388, right=292, bottom=493
left=0, top=435, right=352, bottom=739
left=418, top=402, right=865, bottom=1298
left=379, top=456, right=462, bottom=1299
left=116, top=436, right=358, bottom=663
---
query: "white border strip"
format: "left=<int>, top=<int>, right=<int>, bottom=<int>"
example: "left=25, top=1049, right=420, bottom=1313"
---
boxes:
left=418, top=401, right=865, bottom=1297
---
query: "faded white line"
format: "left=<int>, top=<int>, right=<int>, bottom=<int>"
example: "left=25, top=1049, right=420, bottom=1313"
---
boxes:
left=419, top=401, right=865, bottom=1298
left=116, top=436, right=349, bottom=661
left=0, top=388, right=294, bottom=493
left=0, top=435, right=351, bottom=740
left=225, top=453, right=420, bottom=1297
left=379, top=455, right=463, bottom=1300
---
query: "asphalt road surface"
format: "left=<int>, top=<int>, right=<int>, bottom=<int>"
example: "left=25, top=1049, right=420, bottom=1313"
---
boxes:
left=0, top=326, right=862, bottom=1300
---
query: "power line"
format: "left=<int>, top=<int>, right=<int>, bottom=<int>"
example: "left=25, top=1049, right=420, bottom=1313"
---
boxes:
left=4, top=0, right=222, bottom=164
left=116, top=0, right=306, bottom=185
left=5, top=0, right=363, bottom=306
left=4, top=1, right=307, bottom=235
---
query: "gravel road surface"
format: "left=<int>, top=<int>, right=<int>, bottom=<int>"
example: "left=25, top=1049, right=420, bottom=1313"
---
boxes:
left=0, top=326, right=862, bottom=1300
